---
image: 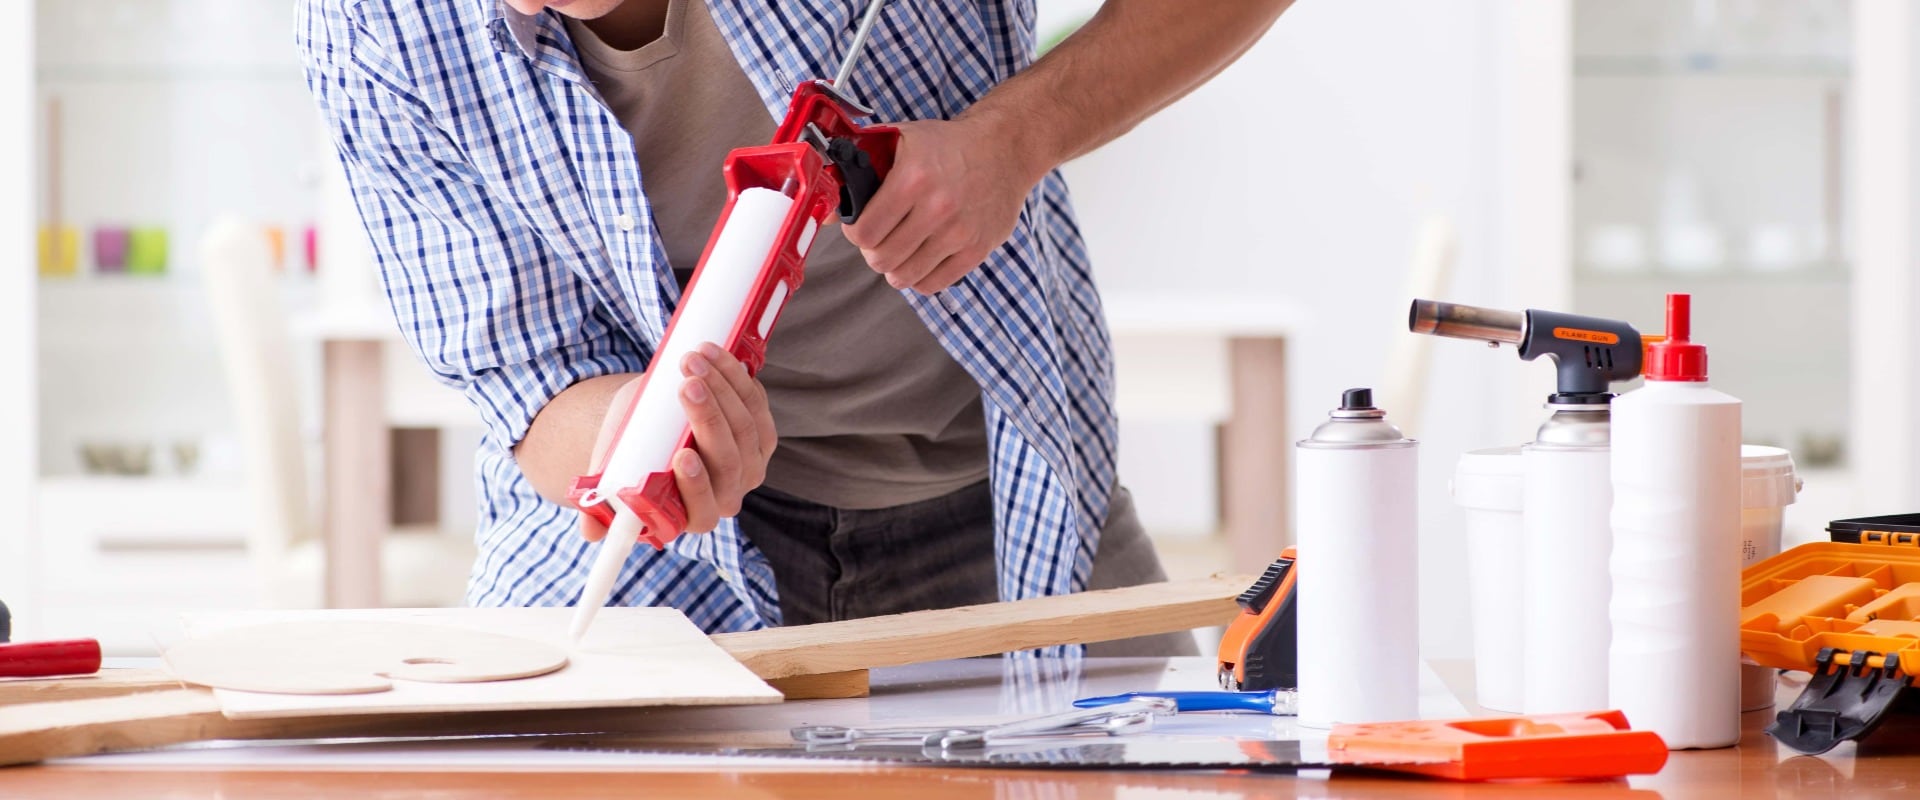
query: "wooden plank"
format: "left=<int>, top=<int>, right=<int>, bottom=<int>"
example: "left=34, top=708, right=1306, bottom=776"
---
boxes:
left=0, top=576, right=1248, bottom=765
left=0, top=670, right=181, bottom=706
left=3, top=666, right=877, bottom=706
left=765, top=670, right=869, bottom=700
left=713, top=575, right=1248, bottom=679
left=0, top=689, right=779, bottom=766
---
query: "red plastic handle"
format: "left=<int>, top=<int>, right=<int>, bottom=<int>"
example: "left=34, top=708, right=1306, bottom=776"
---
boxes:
left=0, top=638, right=103, bottom=678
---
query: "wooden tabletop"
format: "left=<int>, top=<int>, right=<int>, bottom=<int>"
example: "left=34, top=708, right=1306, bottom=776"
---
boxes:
left=10, top=666, right=1920, bottom=798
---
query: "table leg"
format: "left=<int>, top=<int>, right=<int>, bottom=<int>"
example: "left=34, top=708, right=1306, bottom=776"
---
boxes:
left=1221, top=337, right=1289, bottom=574
left=391, top=428, right=441, bottom=527
left=323, top=340, right=388, bottom=608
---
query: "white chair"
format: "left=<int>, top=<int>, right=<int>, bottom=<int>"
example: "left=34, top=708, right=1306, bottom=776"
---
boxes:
left=201, top=217, right=473, bottom=608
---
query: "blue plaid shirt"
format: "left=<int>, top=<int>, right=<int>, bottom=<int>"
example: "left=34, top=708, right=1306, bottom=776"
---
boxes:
left=296, top=0, right=1117, bottom=634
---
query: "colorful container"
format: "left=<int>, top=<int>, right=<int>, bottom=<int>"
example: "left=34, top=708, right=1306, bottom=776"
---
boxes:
left=37, top=225, right=79, bottom=277
left=92, top=226, right=129, bottom=273
left=126, top=227, right=168, bottom=275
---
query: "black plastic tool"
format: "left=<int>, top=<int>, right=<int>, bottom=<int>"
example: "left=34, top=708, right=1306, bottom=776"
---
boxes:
left=1769, top=648, right=1914, bottom=755
left=1217, top=548, right=1298, bottom=691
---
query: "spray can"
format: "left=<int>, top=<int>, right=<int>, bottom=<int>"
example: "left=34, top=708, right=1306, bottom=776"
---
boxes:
left=1521, top=404, right=1613, bottom=713
left=1295, top=388, right=1418, bottom=728
left=1609, top=294, right=1742, bottom=749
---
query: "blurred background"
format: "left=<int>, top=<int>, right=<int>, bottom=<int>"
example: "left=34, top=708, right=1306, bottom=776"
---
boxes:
left=0, top=0, right=1905, bottom=657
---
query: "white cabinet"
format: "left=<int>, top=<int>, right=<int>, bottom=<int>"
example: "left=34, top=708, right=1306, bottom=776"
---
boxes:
left=35, top=477, right=254, bottom=654
left=1506, top=0, right=1915, bottom=516
left=3, top=0, right=324, bottom=645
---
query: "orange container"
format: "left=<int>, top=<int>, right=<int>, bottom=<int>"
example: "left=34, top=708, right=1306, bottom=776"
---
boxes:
left=1329, top=710, right=1669, bottom=781
left=1740, top=541, right=1920, bottom=677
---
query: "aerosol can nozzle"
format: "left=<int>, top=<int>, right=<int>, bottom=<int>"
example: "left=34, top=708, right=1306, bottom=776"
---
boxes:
left=1409, top=299, right=1644, bottom=405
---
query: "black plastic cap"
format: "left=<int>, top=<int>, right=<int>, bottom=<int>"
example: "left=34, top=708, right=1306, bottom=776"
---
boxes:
left=1341, top=388, right=1374, bottom=410
left=0, top=597, right=10, bottom=643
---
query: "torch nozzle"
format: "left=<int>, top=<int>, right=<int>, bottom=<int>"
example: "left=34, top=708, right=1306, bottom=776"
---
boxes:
left=1408, top=299, right=1525, bottom=346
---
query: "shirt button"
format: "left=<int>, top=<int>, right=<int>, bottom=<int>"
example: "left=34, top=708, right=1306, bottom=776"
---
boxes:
left=614, top=213, right=636, bottom=232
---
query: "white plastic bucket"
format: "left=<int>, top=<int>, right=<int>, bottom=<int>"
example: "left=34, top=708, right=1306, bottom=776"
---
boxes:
left=1739, top=445, right=1800, bottom=711
left=1452, top=446, right=1525, bottom=713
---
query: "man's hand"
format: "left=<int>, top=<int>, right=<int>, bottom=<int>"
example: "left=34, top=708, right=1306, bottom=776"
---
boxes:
left=579, top=343, right=777, bottom=542
left=842, top=115, right=1040, bottom=295
left=840, top=0, right=1294, bottom=295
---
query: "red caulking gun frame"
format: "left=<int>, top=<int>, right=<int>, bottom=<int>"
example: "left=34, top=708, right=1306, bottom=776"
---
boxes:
left=566, top=1, right=898, bottom=640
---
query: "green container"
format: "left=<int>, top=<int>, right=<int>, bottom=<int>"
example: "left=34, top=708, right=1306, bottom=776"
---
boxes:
left=126, top=227, right=168, bottom=275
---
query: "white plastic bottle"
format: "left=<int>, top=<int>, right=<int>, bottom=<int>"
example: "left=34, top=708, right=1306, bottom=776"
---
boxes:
left=1608, top=294, right=1742, bottom=749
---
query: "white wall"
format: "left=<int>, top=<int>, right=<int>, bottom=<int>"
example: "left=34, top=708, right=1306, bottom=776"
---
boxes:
left=0, top=2, right=37, bottom=635
left=1048, top=0, right=1521, bottom=657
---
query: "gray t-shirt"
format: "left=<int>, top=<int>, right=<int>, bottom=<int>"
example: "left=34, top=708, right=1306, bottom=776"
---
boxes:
left=566, top=1, right=989, bottom=509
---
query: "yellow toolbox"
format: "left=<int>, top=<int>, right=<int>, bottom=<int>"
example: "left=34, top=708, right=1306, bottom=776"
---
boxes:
left=1741, top=541, right=1920, bottom=754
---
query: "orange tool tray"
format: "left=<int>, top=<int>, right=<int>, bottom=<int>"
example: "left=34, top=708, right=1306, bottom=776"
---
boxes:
left=1741, top=542, right=1920, bottom=677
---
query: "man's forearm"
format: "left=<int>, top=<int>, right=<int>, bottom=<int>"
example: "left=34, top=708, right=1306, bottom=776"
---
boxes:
left=514, top=373, right=638, bottom=504
left=966, top=0, right=1294, bottom=182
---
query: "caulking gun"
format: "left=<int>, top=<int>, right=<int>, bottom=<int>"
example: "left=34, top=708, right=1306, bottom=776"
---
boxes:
left=567, top=0, right=898, bottom=641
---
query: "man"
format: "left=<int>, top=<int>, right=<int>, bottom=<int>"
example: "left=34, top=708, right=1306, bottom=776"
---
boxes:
left=296, top=0, right=1291, bottom=649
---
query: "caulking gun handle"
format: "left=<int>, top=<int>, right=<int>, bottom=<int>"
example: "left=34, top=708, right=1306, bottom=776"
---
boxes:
left=828, top=132, right=893, bottom=224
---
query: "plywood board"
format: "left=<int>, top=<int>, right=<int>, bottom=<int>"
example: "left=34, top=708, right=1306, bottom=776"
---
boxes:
left=714, top=574, right=1248, bottom=678
left=0, top=576, right=1249, bottom=765
left=175, top=607, right=781, bottom=720
left=166, top=621, right=570, bottom=694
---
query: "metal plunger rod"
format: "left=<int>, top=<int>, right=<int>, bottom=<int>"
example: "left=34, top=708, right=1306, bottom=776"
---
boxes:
left=1408, top=299, right=1525, bottom=346
left=833, top=0, right=888, bottom=90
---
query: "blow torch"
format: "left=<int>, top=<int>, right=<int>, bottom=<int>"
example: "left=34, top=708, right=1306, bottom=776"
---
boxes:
left=1408, top=299, right=1643, bottom=406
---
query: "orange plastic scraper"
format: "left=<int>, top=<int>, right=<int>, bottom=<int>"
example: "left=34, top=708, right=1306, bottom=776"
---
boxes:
left=1328, top=710, right=1669, bottom=781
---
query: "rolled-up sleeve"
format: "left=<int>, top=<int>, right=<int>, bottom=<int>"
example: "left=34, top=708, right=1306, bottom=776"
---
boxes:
left=297, top=0, right=643, bottom=449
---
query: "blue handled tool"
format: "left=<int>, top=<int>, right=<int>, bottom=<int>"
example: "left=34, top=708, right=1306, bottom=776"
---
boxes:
left=1073, top=689, right=1299, bottom=716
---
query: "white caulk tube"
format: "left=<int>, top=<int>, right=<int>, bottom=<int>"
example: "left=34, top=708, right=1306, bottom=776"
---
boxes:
left=1521, top=405, right=1613, bottom=713
left=569, top=188, right=798, bottom=641
left=1609, top=294, right=1742, bottom=749
left=1296, top=388, right=1418, bottom=728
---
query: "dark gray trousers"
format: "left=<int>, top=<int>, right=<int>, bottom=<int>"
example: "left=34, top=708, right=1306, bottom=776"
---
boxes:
left=737, top=480, right=1199, bottom=656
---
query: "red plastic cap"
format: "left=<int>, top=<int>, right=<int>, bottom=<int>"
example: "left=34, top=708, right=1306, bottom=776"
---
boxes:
left=1644, top=294, right=1707, bottom=382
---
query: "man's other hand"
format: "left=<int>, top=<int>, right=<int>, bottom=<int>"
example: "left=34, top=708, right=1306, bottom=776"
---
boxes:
left=842, top=115, right=1040, bottom=295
